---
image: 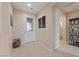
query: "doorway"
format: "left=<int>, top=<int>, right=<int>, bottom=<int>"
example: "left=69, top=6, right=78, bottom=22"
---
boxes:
left=22, top=17, right=36, bottom=44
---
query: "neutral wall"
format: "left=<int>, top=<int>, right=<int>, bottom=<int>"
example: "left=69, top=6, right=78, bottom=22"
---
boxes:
left=60, top=12, right=66, bottom=43
left=13, top=9, right=36, bottom=44
left=52, top=7, right=66, bottom=49
left=0, top=2, right=4, bottom=56
left=53, top=7, right=61, bottom=49
left=36, top=4, right=54, bottom=50
left=36, top=3, right=66, bottom=50
left=67, top=10, right=79, bottom=19
left=0, top=2, right=13, bottom=56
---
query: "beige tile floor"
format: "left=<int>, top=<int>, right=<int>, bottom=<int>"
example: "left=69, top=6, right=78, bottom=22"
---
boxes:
left=59, top=40, right=79, bottom=57
left=11, top=42, right=76, bottom=57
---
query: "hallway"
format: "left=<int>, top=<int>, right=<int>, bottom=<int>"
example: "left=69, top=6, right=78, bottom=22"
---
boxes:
left=0, top=2, right=79, bottom=57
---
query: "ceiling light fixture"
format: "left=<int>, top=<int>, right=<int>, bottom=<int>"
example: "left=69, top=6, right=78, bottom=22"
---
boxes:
left=27, top=3, right=31, bottom=7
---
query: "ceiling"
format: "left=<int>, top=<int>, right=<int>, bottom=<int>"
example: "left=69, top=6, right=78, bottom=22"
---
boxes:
left=58, top=2, right=79, bottom=13
left=12, top=2, right=79, bottom=14
left=12, top=2, right=49, bottom=14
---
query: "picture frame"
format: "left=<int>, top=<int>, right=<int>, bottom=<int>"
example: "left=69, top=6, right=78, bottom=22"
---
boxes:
left=10, top=14, right=13, bottom=27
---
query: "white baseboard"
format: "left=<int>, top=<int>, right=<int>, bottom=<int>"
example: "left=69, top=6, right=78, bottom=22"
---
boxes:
left=21, top=41, right=37, bottom=46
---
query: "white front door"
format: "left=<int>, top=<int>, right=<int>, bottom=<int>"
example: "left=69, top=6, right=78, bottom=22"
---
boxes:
left=22, top=17, right=36, bottom=44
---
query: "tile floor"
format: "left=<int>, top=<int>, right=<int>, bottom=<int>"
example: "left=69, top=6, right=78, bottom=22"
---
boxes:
left=11, top=42, right=76, bottom=57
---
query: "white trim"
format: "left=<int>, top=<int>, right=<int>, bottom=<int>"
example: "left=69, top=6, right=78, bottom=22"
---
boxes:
left=21, top=41, right=37, bottom=46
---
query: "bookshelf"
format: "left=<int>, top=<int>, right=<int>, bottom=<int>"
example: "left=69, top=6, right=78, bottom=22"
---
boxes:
left=68, top=18, right=79, bottom=47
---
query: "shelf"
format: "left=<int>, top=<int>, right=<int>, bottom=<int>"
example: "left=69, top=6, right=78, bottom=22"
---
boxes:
left=68, top=17, right=79, bottom=47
